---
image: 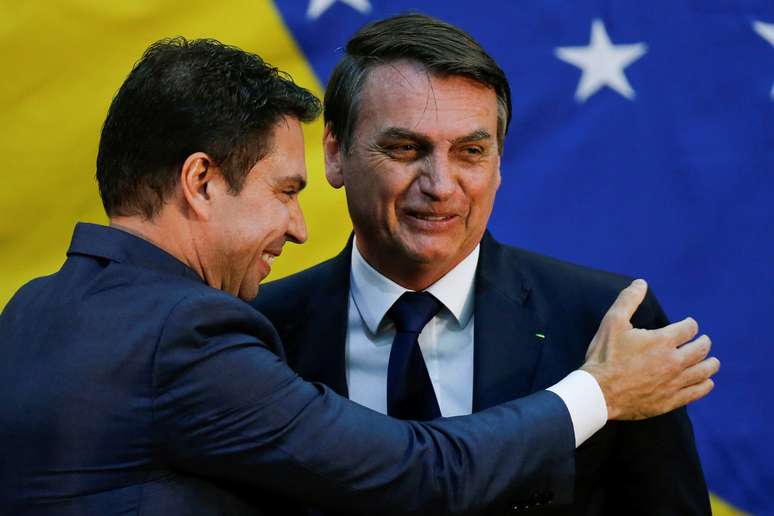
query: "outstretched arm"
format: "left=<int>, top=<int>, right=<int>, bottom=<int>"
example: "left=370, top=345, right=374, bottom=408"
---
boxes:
left=153, top=291, right=576, bottom=515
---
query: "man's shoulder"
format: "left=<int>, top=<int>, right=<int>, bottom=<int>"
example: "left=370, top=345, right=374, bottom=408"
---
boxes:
left=157, top=282, right=282, bottom=355
left=484, top=236, right=665, bottom=327
left=106, top=258, right=284, bottom=353
left=485, top=237, right=632, bottom=293
left=87, top=256, right=240, bottom=316
left=2, top=254, right=270, bottom=335
left=114, top=263, right=277, bottom=338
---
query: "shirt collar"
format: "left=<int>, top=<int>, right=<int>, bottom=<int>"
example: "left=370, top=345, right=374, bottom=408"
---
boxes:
left=350, top=237, right=479, bottom=334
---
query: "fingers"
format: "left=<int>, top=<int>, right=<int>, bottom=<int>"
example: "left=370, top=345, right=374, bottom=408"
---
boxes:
left=676, top=334, right=711, bottom=367
left=676, top=356, right=721, bottom=387
left=650, top=317, right=700, bottom=347
left=673, top=378, right=716, bottom=409
left=666, top=349, right=719, bottom=412
left=604, top=279, right=648, bottom=326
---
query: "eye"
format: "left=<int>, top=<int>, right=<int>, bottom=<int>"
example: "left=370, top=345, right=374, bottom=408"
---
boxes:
left=456, top=145, right=488, bottom=163
left=279, top=188, right=299, bottom=201
left=382, top=142, right=421, bottom=160
left=389, top=144, right=417, bottom=154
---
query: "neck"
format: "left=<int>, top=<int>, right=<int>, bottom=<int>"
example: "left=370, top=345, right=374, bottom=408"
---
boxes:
left=355, top=241, right=470, bottom=292
left=384, top=267, right=449, bottom=292
left=109, top=210, right=206, bottom=281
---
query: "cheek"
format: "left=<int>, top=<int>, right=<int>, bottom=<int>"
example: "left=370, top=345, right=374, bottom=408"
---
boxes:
left=238, top=201, right=283, bottom=249
left=468, top=169, right=499, bottom=202
left=350, top=170, right=404, bottom=220
left=459, top=177, right=498, bottom=227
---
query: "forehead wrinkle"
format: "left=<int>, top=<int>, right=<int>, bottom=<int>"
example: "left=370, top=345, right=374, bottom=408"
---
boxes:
left=370, top=62, right=440, bottom=133
left=381, top=59, right=432, bottom=92
left=363, top=64, right=497, bottom=150
left=371, top=60, right=426, bottom=100
left=420, top=67, right=440, bottom=133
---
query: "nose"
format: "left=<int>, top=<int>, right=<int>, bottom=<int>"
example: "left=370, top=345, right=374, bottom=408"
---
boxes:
left=286, top=198, right=307, bottom=244
left=418, top=151, right=456, bottom=201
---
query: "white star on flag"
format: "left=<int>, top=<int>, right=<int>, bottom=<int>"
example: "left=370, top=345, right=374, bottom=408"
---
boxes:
left=555, top=19, right=648, bottom=103
left=307, top=0, right=372, bottom=20
left=753, top=20, right=774, bottom=99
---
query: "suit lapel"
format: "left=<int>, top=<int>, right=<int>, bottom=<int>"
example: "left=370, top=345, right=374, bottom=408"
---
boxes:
left=296, top=240, right=352, bottom=397
left=472, top=233, right=547, bottom=411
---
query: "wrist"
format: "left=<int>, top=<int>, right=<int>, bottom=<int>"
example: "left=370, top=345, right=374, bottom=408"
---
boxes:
left=580, top=363, right=616, bottom=420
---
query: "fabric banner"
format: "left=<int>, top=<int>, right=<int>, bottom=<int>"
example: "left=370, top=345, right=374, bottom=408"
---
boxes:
left=1, top=1, right=770, bottom=514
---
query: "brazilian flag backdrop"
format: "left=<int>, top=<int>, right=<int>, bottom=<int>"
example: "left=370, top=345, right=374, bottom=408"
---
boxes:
left=1, top=1, right=772, bottom=514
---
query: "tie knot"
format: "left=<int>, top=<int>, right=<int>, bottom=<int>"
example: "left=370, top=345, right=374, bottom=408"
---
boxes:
left=387, top=291, right=442, bottom=333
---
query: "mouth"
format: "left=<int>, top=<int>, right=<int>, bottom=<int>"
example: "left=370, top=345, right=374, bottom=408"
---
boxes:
left=404, top=210, right=459, bottom=229
left=409, top=213, right=455, bottom=221
left=261, top=253, right=278, bottom=266
left=258, top=251, right=281, bottom=277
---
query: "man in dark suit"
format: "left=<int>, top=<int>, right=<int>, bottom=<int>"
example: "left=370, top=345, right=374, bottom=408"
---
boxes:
left=254, top=15, right=714, bottom=515
left=0, top=37, right=716, bottom=515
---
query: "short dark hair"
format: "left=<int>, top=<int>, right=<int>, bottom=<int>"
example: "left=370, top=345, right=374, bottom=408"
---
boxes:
left=97, top=37, right=321, bottom=218
left=324, top=13, right=511, bottom=154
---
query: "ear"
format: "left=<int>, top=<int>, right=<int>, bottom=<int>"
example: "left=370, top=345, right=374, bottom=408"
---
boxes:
left=323, top=124, right=345, bottom=189
left=179, top=152, right=224, bottom=220
left=494, top=154, right=502, bottom=191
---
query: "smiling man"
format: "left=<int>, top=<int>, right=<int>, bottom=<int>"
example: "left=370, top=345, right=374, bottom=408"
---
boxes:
left=254, top=14, right=714, bottom=515
left=329, top=67, right=500, bottom=293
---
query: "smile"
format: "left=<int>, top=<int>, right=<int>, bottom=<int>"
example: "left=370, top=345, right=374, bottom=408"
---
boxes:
left=406, top=211, right=456, bottom=222
left=413, top=214, right=453, bottom=221
left=403, top=211, right=459, bottom=230
left=261, top=253, right=277, bottom=265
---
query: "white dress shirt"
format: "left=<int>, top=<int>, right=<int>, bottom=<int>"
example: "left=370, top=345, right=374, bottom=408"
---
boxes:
left=346, top=238, right=607, bottom=447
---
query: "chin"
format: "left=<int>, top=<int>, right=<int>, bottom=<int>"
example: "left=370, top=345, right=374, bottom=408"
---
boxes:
left=238, top=283, right=260, bottom=301
left=401, top=236, right=459, bottom=260
left=401, top=245, right=454, bottom=265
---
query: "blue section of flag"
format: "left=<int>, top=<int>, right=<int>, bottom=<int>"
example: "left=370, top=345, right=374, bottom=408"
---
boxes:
left=276, top=2, right=774, bottom=513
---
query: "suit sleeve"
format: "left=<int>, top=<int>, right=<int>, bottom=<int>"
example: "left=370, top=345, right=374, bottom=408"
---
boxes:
left=604, top=291, right=711, bottom=515
left=151, top=291, right=575, bottom=515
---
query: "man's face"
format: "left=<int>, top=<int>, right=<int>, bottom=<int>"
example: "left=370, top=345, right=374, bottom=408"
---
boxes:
left=327, top=61, right=501, bottom=288
left=207, top=117, right=308, bottom=300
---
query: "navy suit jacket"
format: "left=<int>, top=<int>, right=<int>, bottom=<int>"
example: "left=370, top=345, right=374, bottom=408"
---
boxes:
left=0, top=223, right=581, bottom=516
left=254, top=232, right=711, bottom=515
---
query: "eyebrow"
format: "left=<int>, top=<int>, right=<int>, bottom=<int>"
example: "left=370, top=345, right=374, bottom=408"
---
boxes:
left=379, top=127, right=493, bottom=146
left=450, top=129, right=493, bottom=145
left=278, top=174, right=307, bottom=191
left=380, top=127, right=432, bottom=147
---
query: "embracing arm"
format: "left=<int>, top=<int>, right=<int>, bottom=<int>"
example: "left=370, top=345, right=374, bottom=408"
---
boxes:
left=151, top=292, right=575, bottom=516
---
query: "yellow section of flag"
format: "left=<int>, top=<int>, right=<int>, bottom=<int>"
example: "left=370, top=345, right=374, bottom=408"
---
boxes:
left=0, top=0, right=350, bottom=307
left=711, top=494, right=749, bottom=516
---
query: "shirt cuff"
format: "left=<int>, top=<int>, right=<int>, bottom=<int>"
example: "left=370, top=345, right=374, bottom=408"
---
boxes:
left=546, top=370, right=608, bottom=448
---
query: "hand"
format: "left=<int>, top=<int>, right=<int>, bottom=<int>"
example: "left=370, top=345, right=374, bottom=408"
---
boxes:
left=581, top=279, right=720, bottom=420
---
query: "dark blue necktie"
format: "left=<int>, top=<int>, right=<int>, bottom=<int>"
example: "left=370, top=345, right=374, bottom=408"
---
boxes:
left=386, top=291, right=443, bottom=421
